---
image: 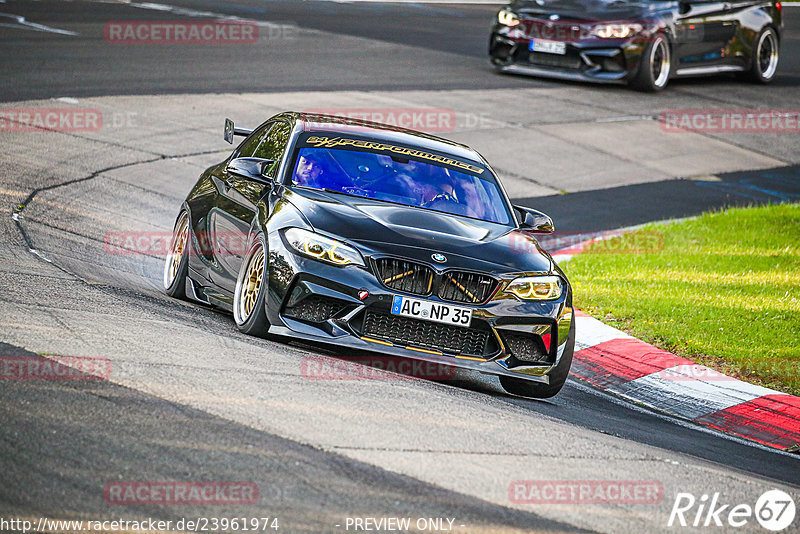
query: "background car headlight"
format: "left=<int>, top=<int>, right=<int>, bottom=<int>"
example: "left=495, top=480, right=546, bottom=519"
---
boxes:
left=594, top=23, right=643, bottom=39
left=284, top=228, right=364, bottom=267
left=505, top=276, right=563, bottom=300
left=498, top=9, right=520, bottom=27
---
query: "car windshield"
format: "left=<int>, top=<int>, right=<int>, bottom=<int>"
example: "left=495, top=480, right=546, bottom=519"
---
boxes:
left=289, top=135, right=512, bottom=225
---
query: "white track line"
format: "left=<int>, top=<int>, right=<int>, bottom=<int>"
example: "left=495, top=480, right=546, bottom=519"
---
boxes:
left=0, top=13, right=79, bottom=35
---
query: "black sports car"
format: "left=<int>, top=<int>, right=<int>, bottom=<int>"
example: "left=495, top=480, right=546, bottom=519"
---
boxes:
left=490, top=0, right=782, bottom=91
left=164, top=113, right=574, bottom=398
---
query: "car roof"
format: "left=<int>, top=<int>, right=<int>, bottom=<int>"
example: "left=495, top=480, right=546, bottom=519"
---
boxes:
left=275, top=112, right=487, bottom=165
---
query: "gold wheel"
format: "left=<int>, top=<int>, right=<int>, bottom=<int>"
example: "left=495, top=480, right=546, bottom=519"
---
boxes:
left=163, top=212, right=189, bottom=290
left=235, top=243, right=265, bottom=324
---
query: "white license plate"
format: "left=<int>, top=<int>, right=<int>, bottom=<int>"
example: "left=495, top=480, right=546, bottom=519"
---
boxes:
left=529, top=39, right=567, bottom=55
left=391, top=295, right=472, bottom=328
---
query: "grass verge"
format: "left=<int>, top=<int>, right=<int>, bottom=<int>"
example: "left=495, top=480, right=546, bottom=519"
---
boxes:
left=562, top=203, right=800, bottom=396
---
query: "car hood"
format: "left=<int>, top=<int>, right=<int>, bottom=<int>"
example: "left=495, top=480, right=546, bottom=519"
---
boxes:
left=286, top=188, right=553, bottom=275
left=510, top=0, right=671, bottom=21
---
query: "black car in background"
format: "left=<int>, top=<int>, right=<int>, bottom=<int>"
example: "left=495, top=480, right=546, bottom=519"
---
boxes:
left=490, top=0, right=782, bottom=91
left=163, top=113, right=575, bottom=398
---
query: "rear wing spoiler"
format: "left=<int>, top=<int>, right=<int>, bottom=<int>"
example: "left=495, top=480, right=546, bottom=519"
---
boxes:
left=223, top=118, right=254, bottom=144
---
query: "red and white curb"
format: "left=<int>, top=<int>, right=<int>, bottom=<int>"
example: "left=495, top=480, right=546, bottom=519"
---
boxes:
left=553, top=244, right=800, bottom=452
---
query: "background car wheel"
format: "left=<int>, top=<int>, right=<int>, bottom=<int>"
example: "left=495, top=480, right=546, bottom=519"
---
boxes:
left=499, top=321, right=575, bottom=399
left=233, top=233, right=271, bottom=337
left=631, top=34, right=671, bottom=92
left=163, top=210, right=190, bottom=299
left=747, top=27, right=779, bottom=83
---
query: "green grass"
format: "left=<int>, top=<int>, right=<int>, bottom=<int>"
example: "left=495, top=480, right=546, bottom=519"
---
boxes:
left=562, top=203, right=800, bottom=396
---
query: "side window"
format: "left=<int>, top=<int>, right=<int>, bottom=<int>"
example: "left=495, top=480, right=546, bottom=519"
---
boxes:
left=252, top=122, right=292, bottom=177
left=235, top=123, right=273, bottom=158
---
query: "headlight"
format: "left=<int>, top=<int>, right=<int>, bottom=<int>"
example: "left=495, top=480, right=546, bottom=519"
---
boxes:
left=498, top=9, right=520, bottom=27
left=284, top=228, right=364, bottom=267
left=505, top=275, right=563, bottom=301
left=594, top=23, right=643, bottom=38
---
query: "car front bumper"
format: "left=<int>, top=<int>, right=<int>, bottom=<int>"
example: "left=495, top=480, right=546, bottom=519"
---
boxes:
left=264, top=230, right=574, bottom=383
left=489, top=26, right=649, bottom=84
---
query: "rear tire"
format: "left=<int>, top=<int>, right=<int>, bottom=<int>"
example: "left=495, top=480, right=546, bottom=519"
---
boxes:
left=746, top=27, right=779, bottom=83
left=233, top=233, right=271, bottom=337
left=163, top=211, right=190, bottom=300
left=499, top=321, right=575, bottom=399
left=631, top=33, right=671, bottom=92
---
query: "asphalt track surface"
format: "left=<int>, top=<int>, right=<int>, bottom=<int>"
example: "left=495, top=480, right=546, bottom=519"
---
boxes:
left=1, top=1, right=799, bottom=533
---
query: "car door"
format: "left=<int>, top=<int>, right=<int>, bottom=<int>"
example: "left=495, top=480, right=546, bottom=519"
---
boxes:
left=209, top=121, right=292, bottom=293
left=187, top=121, right=271, bottom=288
left=673, top=0, right=740, bottom=72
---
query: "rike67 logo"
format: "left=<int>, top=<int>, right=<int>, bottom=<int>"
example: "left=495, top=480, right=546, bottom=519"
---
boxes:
left=668, top=490, right=796, bottom=531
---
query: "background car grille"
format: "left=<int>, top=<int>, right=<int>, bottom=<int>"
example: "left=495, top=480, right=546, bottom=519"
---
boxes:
left=284, top=295, right=351, bottom=323
left=375, top=258, right=434, bottom=296
left=361, top=310, right=491, bottom=358
left=438, top=271, right=498, bottom=304
left=528, top=52, right=582, bottom=70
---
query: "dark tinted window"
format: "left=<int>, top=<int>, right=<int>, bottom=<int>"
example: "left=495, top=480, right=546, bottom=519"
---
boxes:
left=236, top=123, right=273, bottom=158
left=253, top=122, right=292, bottom=177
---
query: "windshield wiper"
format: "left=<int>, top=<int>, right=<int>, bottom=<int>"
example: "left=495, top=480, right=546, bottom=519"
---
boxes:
left=322, top=187, right=349, bottom=195
left=321, top=188, right=367, bottom=200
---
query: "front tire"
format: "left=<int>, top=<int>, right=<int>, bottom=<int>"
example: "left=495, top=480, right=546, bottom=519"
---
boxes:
left=499, top=321, right=575, bottom=399
left=746, top=27, right=779, bottom=83
left=233, top=233, right=271, bottom=337
left=631, top=33, right=671, bottom=92
left=163, top=210, right=190, bottom=299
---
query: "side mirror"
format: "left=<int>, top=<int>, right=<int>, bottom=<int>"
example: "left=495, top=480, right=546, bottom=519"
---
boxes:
left=678, top=0, right=691, bottom=14
left=514, top=205, right=555, bottom=233
left=226, top=157, right=275, bottom=183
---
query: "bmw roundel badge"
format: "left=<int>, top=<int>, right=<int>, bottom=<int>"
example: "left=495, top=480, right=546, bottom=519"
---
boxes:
left=432, top=253, right=447, bottom=263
